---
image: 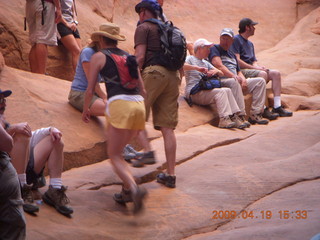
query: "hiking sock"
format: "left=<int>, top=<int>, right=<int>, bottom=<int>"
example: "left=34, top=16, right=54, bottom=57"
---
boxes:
left=50, top=178, right=62, bottom=189
left=18, top=173, right=27, bottom=187
left=274, top=96, right=281, bottom=108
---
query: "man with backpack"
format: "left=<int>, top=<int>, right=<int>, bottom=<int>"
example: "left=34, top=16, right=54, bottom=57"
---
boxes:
left=25, top=0, right=62, bottom=74
left=134, top=0, right=186, bottom=188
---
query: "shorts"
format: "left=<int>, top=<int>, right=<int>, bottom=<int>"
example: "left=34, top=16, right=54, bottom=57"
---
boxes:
left=105, top=99, right=145, bottom=130
left=57, top=23, right=81, bottom=39
left=68, top=89, right=101, bottom=112
left=26, top=0, right=57, bottom=46
left=241, top=69, right=261, bottom=79
left=142, top=65, right=181, bottom=130
left=26, top=147, right=45, bottom=187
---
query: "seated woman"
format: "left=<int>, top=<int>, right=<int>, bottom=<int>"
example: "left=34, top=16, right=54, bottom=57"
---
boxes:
left=184, top=38, right=248, bottom=129
left=68, top=40, right=107, bottom=116
left=57, top=0, right=82, bottom=72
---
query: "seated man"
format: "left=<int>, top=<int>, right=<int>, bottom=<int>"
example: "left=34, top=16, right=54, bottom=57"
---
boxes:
left=231, top=18, right=292, bottom=118
left=209, top=28, right=269, bottom=125
left=0, top=91, right=26, bottom=240
left=184, top=38, right=247, bottom=129
left=0, top=89, right=73, bottom=216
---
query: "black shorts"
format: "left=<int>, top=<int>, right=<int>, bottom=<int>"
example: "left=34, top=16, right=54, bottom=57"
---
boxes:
left=57, top=23, right=81, bottom=39
left=26, top=147, right=45, bottom=186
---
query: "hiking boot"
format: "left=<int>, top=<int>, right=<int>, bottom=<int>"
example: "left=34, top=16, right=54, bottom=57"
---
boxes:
left=132, top=151, right=156, bottom=168
left=272, top=106, right=293, bottom=117
left=238, top=115, right=251, bottom=128
left=262, top=107, right=279, bottom=120
left=156, top=173, right=176, bottom=188
left=231, top=114, right=247, bottom=129
left=113, top=187, right=133, bottom=204
left=21, top=184, right=39, bottom=214
left=42, top=185, right=73, bottom=215
left=123, top=144, right=144, bottom=162
left=218, top=116, right=236, bottom=129
left=248, top=114, right=269, bottom=125
left=132, top=186, right=148, bottom=215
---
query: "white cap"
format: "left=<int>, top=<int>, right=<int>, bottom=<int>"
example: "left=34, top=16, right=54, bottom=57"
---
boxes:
left=220, top=28, right=234, bottom=38
left=193, top=38, right=214, bottom=53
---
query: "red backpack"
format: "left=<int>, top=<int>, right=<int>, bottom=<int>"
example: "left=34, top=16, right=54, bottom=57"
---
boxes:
left=101, top=49, right=139, bottom=90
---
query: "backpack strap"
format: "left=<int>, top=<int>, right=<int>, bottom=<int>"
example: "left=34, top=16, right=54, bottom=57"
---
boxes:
left=100, top=49, right=120, bottom=85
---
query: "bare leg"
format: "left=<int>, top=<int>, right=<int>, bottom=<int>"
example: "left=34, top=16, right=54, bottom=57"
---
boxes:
left=33, top=135, right=64, bottom=178
left=29, top=43, right=48, bottom=74
left=60, top=35, right=81, bottom=72
left=10, top=134, right=30, bottom=174
left=107, top=125, right=138, bottom=191
left=268, top=70, right=281, bottom=97
left=160, top=127, right=176, bottom=175
left=136, top=129, right=152, bottom=152
left=89, top=98, right=106, bottom=116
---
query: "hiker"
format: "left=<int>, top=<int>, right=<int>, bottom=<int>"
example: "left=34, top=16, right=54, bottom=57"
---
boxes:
left=82, top=22, right=148, bottom=214
left=0, top=90, right=73, bottom=216
left=68, top=39, right=106, bottom=116
left=231, top=18, right=292, bottom=118
left=0, top=92, right=26, bottom=240
left=57, top=0, right=82, bottom=72
left=209, top=28, right=269, bottom=125
left=25, top=0, right=62, bottom=74
left=184, top=38, right=247, bottom=129
left=134, top=0, right=184, bottom=187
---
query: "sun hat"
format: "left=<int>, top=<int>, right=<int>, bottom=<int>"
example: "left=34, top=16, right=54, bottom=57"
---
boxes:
left=91, top=22, right=126, bottom=42
left=0, top=89, right=12, bottom=98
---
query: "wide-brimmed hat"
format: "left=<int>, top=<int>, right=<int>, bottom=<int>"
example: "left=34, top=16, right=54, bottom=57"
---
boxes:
left=0, top=89, right=12, bottom=98
left=91, top=23, right=126, bottom=42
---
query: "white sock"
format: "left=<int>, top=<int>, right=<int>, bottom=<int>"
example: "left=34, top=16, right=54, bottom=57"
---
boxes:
left=50, top=178, right=62, bottom=189
left=18, top=173, right=27, bottom=187
left=274, top=96, right=281, bottom=108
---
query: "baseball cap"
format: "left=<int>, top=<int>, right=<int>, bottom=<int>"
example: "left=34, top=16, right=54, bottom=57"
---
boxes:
left=220, top=28, right=234, bottom=38
left=193, top=38, right=214, bottom=52
left=0, top=89, right=12, bottom=98
left=135, top=0, right=161, bottom=16
left=239, top=18, right=258, bottom=30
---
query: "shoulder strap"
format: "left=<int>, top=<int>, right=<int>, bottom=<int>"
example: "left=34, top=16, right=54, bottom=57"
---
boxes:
left=99, top=49, right=119, bottom=84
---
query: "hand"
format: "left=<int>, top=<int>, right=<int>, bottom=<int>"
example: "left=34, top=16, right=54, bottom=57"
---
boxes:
left=197, top=67, right=208, bottom=74
left=234, top=75, right=242, bottom=84
left=139, top=87, right=147, bottom=99
left=50, top=127, right=62, bottom=141
left=82, top=109, right=91, bottom=123
left=206, top=69, right=220, bottom=77
left=55, top=10, right=62, bottom=23
left=69, top=23, right=77, bottom=32
left=241, top=78, right=248, bottom=94
left=11, top=122, right=32, bottom=137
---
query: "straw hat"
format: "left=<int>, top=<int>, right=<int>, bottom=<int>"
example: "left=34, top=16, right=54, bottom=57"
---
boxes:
left=91, top=22, right=126, bottom=42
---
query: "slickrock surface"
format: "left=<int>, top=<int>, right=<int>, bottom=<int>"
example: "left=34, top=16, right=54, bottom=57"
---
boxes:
left=26, top=111, right=320, bottom=240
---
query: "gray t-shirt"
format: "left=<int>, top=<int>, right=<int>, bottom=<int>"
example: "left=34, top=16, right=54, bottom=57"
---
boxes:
left=60, top=0, right=74, bottom=23
left=184, top=55, right=214, bottom=98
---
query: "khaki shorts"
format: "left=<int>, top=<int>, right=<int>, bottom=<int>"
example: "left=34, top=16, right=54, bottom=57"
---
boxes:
left=142, top=65, right=181, bottom=130
left=68, top=89, right=100, bottom=112
left=25, top=0, right=57, bottom=46
left=105, top=99, right=145, bottom=130
left=241, top=69, right=261, bottom=79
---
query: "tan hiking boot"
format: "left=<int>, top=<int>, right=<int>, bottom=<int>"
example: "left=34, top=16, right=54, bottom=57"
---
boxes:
left=231, top=114, right=247, bottom=129
left=42, top=185, right=73, bottom=215
left=218, top=116, right=236, bottom=128
left=248, top=114, right=269, bottom=125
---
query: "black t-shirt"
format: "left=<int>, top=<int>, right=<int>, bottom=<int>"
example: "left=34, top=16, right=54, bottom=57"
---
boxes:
left=100, top=48, right=139, bottom=99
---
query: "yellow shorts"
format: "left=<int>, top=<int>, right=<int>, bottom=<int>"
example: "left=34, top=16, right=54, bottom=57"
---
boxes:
left=105, top=99, right=145, bottom=130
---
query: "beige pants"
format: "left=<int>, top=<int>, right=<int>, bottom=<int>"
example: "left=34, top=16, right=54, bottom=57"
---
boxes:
left=221, top=77, right=266, bottom=116
left=191, top=87, right=240, bottom=118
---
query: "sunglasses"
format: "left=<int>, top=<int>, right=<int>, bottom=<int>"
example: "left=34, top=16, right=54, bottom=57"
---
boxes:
left=0, top=98, right=6, bottom=104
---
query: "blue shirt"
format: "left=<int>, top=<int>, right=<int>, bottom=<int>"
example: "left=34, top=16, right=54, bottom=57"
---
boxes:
left=209, top=44, right=240, bottom=76
left=230, top=34, right=257, bottom=65
left=71, top=47, right=101, bottom=91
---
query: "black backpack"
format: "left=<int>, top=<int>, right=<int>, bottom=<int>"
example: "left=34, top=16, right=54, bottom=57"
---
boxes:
left=144, top=18, right=187, bottom=71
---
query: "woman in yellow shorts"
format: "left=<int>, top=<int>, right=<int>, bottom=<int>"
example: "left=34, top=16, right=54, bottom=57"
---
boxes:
left=82, top=23, right=147, bottom=215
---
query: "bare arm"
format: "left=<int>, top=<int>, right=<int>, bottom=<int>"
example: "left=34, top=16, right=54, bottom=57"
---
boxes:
left=82, top=52, right=106, bottom=123
left=235, top=53, right=267, bottom=71
left=211, top=56, right=236, bottom=78
left=0, top=124, right=13, bottom=152
left=135, top=44, right=147, bottom=70
left=53, top=0, right=62, bottom=23
left=83, top=61, right=107, bottom=100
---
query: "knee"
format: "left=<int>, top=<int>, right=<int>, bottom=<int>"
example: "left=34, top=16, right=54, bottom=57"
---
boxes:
left=258, top=71, right=268, bottom=81
left=53, top=138, right=64, bottom=151
left=270, top=70, right=281, bottom=81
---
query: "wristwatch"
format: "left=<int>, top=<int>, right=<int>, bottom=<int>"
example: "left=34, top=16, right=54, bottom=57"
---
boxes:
left=73, top=20, right=78, bottom=25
